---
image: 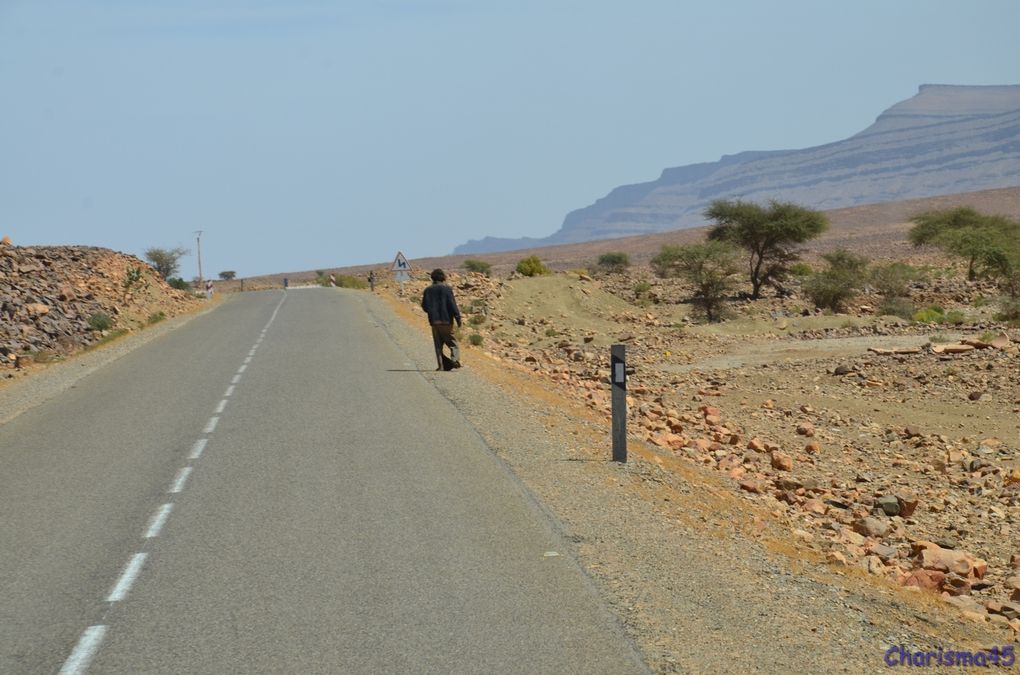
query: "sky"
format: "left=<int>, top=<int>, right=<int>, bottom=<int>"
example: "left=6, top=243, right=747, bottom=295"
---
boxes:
left=2, top=1, right=1019, bottom=278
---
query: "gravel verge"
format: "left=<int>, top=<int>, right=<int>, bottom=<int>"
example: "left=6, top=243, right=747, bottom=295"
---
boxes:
left=362, top=291, right=1015, bottom=673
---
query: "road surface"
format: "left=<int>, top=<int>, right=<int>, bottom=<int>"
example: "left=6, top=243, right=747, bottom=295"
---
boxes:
left=0, top=289, right=645, bottom=674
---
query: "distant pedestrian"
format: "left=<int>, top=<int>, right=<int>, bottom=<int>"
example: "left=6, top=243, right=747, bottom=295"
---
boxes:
left=205, top=279, right=213, bottom=299
left=421, top=268, right=462, bottom=371
left=329, top=273, right=337, bottom=287
left=368, top=271, right=376, bottom=292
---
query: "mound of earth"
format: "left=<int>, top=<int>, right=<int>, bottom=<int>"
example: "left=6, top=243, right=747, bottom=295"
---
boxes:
left=0, top=237, right=200, bottom=377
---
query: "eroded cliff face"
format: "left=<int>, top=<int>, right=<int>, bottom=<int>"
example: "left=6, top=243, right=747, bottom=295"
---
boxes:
left=456, top=85, right=1020, bottom=254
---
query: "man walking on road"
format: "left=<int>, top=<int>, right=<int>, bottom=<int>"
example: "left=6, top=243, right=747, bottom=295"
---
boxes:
left=421, top=268, right=462, bottom=371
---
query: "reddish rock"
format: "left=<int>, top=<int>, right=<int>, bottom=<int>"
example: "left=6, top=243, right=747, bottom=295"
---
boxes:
left=901, top=568, right=946, bottom=591
left=795, top=421, right=815, bottom=437
left=747, top=438, right=765, bottom=452
left=853, top=516, right=889, bottom=538
left=770, top=452, right=793, bottom=471
left=804, top=441, right=821, bottom=454
left=895, top=492, right=919, bottom=518
left=739, top=480, right=762, bottom=494
left=915, top=543, right=986, bottom=579
left=803, top=498, right=827, bottom=515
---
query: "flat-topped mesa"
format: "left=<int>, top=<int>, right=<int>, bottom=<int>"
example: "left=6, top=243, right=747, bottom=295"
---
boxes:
left=856, top=84, right=1020, bottom=136
left=455, top=84, right=1020, bottom=255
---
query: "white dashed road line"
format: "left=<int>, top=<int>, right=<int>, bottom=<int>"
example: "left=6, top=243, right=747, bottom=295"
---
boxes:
left=169, top=467, right=192, bottom=494
left=58, top=625, right=107, bottom=675
left=106, top=553, right=147, bottom=603
left=189, top=438, right=208, bottom=460
left=60, top=292, right=288, bottom=674
left=144, top=504, right=174, bottom=539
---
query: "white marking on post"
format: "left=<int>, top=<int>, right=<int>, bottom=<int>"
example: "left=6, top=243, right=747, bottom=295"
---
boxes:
left=189, top=438, right=208, bottom=459
left=203, top=417, right=219, bottom=433
left=231, top=374, right=242, bottom=384
left=237, top=364, right=247, bottom=374
left=169, top=467, right=192, bottom=494
left=107, top=553, right=147, bottom=602
left=215, top=399, right=227, bottom=414
left=144, top=504, right=174, bottom=538
left=59, top=625, right=107, bottom=675
left=224, top=385, right=235, bottom=397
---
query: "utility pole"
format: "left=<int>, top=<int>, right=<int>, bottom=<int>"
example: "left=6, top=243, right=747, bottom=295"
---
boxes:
left=194, top=230, right=203, bottom=285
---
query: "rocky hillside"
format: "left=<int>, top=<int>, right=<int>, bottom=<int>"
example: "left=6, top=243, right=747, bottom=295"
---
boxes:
left=0, top=238, right=199, bottom=375
left=457, top=84, right=1020, bottom=253
left=384, top=259, right=1020, bottom=636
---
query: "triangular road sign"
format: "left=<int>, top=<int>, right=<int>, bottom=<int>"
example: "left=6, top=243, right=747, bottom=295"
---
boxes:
left=392, top=251, right=410, bottom=271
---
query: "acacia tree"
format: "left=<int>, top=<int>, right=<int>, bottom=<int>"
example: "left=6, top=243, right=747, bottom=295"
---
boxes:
left=705, top=199, right=828, bottom=299
left=651, top=241, right=740, bottom=321
left=908, top=207, right=1018, bottom=281
left=144, top=246, right=189, bottom=279
left=218, top=270, right=237, bottom=280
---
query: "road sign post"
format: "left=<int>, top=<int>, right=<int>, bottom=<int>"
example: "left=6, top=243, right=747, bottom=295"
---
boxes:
left=392, top=251, right=411, bottom=296
left=611, top=344, right=627, bottom=463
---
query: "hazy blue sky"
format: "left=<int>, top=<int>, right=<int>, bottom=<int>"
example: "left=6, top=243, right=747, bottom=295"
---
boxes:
left=2, top=1, right=1018, bottom=278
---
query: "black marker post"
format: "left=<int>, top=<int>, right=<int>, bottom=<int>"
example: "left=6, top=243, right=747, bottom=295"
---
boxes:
left=611, top=344, right=627, bottom=463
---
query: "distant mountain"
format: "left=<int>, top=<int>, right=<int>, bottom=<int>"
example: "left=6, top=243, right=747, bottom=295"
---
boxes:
left=455, top=84, right=1020, bottom=254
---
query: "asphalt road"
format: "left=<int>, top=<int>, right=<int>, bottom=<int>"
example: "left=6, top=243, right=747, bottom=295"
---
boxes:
left=0, top=289, right=645, bottom=674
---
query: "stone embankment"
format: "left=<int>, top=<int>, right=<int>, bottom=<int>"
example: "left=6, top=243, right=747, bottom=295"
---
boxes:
left=0, top=237, right=198, bottom=375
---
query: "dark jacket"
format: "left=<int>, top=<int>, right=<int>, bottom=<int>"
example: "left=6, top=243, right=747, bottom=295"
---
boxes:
left=421, top=283, right=461, bottom=325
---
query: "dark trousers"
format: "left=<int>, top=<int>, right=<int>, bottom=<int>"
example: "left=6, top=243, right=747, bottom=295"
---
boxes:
left=430, top=323, right=460, bottom=368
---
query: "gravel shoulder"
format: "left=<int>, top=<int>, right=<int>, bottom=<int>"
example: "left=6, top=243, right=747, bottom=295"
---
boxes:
left=366, top=291, right=1013, bottom=673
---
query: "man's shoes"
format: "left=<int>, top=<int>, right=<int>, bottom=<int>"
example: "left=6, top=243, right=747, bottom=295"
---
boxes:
left=452, top=360, right=462, bottom=369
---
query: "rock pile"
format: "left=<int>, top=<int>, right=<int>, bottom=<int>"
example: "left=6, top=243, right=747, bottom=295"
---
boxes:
left=0, top=239, right=198, bottom=372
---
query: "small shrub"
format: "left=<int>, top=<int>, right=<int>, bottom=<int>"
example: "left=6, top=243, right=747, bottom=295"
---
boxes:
left=167, top=277, right=191, bottom=291
left=912, top=307, right=945, bottom=323
left=515, top=255, right=550, bottom=277
left=870, top=262, right=923, bottom=297
left=463, top=259, right=492, bottom=276
left=468, top=333, right=484, bottom=346
left=596, top=252, right=630, bottom=273
left=29, top=350, right=59, bottom=364
left=122, top=266, right=145, bottom=297
left=634, top=281, right=651, bottom=296
left=789, top=262, right=813, bottom=277
left=469, top=314, right=485, bottom=326
left=147, top=311, right=166, bottom=325
left=943, top=309, right=966, bottom=325
left=994, top=297, right=1020, bottom=322
left=803, top=272, right=856, bottom=311
left=928, top=333, right=951, bottom=344
left=877, top=296, right=915, bottom=320
left=89, top=312, right=113, bottom=331
left=544, top=328, right=559, bottom=337
left=336, top=274, right=368, bottom=289
left=803, top=248, right=869, bottom=311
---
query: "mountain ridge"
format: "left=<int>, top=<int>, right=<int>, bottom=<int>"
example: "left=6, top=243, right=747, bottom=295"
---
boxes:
left=455, top=84, right=1020, bottom=254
